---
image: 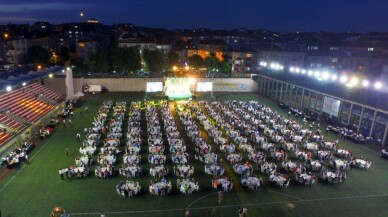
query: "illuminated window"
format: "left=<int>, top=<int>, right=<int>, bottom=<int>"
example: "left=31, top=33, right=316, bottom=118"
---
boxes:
left=79, top=43, right=85, bottom=47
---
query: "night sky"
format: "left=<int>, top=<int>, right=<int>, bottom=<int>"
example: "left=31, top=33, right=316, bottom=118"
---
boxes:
left=1, top=0, right=387, bottom=32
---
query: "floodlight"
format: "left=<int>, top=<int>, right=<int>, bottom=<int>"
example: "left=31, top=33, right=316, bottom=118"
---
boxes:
left=374, top=81, right=382, bottom=89
left=307, top=70, right=313, bottom=76
left=6, top=86, right=12, bottom=92
left=289, top=67, right=295, bottom=72
left=362, top=80, right=369, bottom=87
left=331, top=74, right=337, bottom=81
left=350, top=77, right=359, bottom=85
left=322, top=71, right=330, bottom=80
left=301, top=69, right=306, bottom=74
left=295, top=68, right=300, bottom=73
left=22, top=82, right=26, bottom=86
left=340, top=75, right=348, bottom=83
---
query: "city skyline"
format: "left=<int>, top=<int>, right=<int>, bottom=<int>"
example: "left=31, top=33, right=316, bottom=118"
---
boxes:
left=1, top=0, right=388, bottom=32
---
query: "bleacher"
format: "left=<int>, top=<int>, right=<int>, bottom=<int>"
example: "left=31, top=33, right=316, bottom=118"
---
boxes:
left=0, top=130, right=13, bottom=146
left=0, top=82, right=64, bottom=146
left=0, top=88, right=53, bottom=123
left=0, top=114, right=24, bottom=131
left=28, top=82, right=64, bottom=103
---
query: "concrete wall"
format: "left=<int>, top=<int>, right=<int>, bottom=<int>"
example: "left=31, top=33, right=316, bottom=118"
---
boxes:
left=43, top=77, right=67, bottom=95
left=47, top=77, right=258, bottom=94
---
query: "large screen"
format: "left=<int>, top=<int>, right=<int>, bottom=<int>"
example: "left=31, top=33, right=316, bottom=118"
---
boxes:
left=322, top=96, right=341, bottom=117
left=197, top=82, right=213, bottom=92
left=146, top=82, right=163, bottom=92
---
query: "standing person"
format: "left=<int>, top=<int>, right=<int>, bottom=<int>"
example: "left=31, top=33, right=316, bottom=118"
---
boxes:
left=24, top=154, right=29, bottom=164
left=68, top=119, right=72, bottom=126
left=63, top=119, right=66, bottom=128
left=70, top=111, right=74, bottom=118
left=60, top=210, right=67, bottom=217
left=80, top=110, right=83, bottom=117
left=217, top=190, right=224, bottom=204
left=76, top=133, right=81, bottom=140
left=65, top=148, right=69, bottom=156
left=101, top=211, right=106, bottom=217
left=59, top=169, right=64, bottom=180
left=211, top=208, right=217, bottom=217
left=238, top=206, right=247, bottom=217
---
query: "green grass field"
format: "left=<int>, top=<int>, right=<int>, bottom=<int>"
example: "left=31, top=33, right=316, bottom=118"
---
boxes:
left=0, top=92, right=387, bottom=217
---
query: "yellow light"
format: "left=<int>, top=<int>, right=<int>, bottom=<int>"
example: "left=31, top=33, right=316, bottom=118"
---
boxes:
left=48, top=74, right=53, bottom=78
left=172, top=66, right=177, bottom=71
left=185, top=65, right=190, bottom=71
left=37, top=65, right=42, bottom=70
left=4, top=33, right=8, bottom=39
left=350, top=77, right=359, bottom=85
left=189, top=77, right=196, bottom=85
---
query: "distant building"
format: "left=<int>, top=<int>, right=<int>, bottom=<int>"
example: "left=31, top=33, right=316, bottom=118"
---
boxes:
left=259, top=50, right=307, bottom=67
left=118, top=38, right=171, bottom=54
left=224, top=50, right=256, bottom=74
left=0, top=36, right=59, bottom=64
left=87, top=18, right=99, bottom=24
left=76, top=39, right=99, bottom=61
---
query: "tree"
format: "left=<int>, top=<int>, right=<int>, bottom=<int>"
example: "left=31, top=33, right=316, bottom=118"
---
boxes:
left=167, top=49, right=179, bottom=67
left=87, top=48, right=110, bottom=73
left=27, top=46, right=50, bottom=64
left=143, top=49, right=165, bottom=73
left=204, top=55, right=219, bottom=71
left=218, top=61, right=232, bottom=76
left=112, top=47, right=142, bottom=74
left=59, top=46, right=71, bottom=64
left=70, top=57, right=88, bottom=77
left=188, top=54, right=204, bottom=68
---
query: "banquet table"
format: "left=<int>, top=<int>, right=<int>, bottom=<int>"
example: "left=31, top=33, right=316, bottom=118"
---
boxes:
left=123, top=155, right=141, bottom=165
left=212, top=178, right=232, bottom=191
left=79, top=146, right=96, bottom=155
left=205, top=165, right=224, bottom=176
left=150, top=165, right=168, bottom=178
left=310, top=160, right=322, bottom=171
left=120, top=166, right=141, bottom=178
left=179, top=180, right=199, bottom=195
left=75, top=155, right=90, bottom=166
left=100, top=154, right=116, bottom=165
left=241, top=177, right=261, bottom=189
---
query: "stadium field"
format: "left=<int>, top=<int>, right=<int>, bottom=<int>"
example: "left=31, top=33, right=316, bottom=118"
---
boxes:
left=0, top=92, right=387, bottom=217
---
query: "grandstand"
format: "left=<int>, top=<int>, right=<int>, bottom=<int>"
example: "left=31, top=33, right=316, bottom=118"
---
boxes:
left=0, top=81, right=64, bottom=146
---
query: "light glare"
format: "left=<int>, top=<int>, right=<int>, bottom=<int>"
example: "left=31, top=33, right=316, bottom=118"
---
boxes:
left=362, top=80, right=369, bottom=87
left=374, top=81, right=382, bottom=89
